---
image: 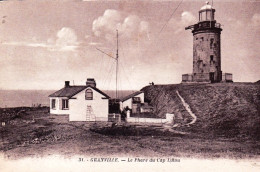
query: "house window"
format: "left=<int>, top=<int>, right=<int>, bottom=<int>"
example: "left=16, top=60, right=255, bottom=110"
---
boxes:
left=51, top=99, right=56, bottom=109
left=62, top=99, right=69, bottom=109
left=132, top=97, right=141, bottom=103
left=85, top=89, right=93, bottom=100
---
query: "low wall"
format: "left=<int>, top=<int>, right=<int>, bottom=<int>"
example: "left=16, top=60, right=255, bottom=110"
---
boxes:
left=108, top=113, right=121, bottom=123
left=126, top=117, right=167, bottom=123
left=222, top=73, right=233, bottom=82
left=126, top=112, right=174, bottom=124
left=182, top=74, right=193, bottom=82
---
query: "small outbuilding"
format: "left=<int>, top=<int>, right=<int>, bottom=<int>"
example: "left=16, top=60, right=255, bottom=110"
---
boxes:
left=120, top=91, right=144, bottom=114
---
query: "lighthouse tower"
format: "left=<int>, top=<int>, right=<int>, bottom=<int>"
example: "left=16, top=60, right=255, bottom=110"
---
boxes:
left=183, top=2, right=223, bottom=83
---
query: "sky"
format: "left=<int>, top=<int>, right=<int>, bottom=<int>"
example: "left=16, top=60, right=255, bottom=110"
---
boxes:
left=0, top=0, right=259, bottom=90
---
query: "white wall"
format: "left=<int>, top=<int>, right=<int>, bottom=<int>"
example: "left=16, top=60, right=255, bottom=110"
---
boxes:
left=120, top=92, right=144, bottom=111
left=69, top=88, right=109, bottom=121
left=49, top=97, right=70, bottom=115
left=126, top=112, right=174, bottom=124
left=120, top=98, right=132, bottom=111
left=139, top=93, right=144, bottom=103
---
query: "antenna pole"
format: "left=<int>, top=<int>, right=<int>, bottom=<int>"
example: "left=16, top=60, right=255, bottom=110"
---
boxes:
left=116, top=30, right=119, bottom=100
left=96, top=30, right=119, bottom=101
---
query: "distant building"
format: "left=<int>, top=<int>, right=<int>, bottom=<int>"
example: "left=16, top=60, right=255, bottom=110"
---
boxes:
left=120, top=91, right=144, bottom=114
left=182, top=2, right=233, bottom=83
left=49, top=79, right=110, bottom=121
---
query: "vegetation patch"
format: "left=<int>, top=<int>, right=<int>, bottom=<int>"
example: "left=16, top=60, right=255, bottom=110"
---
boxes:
left=90, top=125, right=185, bottom=137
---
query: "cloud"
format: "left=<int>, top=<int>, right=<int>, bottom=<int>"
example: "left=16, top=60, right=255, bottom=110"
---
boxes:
left=53, top=27, right=79, bottom=51
left=92, top=9, right=150, bottom=42
left=251, top=13, right=260, bottom=27
left=88, top=42, right=102, bottom=46
left=120, top=15, right=150, bottom=41
left=2, top=27, right=79, bottom=52
left=181, top=11, right=196, bottom=25
left=2, top=42, right=49, bottom=48
left=168, top=11, right=196, bottom=34
left=92, top=9, right=122, bottom=38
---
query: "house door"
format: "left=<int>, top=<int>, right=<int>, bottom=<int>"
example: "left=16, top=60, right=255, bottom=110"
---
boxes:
left=86, top=105, right=95, bottom=121
left=210, top=72, right=215, bottom=83
left=132, top=103, right=141, bottom=114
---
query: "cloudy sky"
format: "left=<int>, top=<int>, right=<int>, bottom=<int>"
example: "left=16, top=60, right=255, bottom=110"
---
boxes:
left=0, top=0, right=259, bottom=90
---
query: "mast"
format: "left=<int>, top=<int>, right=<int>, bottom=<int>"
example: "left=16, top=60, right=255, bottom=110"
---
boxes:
left=96, top=30, right=119, bottom=100
left=116, top=30, right=119, bottom=100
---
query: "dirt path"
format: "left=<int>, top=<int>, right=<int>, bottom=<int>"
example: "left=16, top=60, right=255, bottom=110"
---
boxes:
left=176, top=91, right=197, bottom=125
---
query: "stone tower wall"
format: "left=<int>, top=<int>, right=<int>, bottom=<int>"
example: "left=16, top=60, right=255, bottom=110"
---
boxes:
left=193, top=30, right=222, bottom=82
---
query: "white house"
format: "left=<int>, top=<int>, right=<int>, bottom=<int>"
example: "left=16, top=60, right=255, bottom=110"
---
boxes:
left=49, top=79, right=110, bottom=121
left=120, top=91, right=144, bottom=113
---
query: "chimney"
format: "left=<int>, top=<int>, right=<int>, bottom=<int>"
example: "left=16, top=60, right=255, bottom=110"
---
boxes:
left=65, top=81, right=70, bottom=87
left=86, top=78, right=96, bottom=87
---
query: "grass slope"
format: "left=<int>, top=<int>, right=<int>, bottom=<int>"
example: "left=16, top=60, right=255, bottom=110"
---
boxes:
left=141, top=83, right=260, bottom=141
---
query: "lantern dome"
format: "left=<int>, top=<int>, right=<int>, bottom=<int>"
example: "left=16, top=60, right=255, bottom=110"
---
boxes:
left=200, top=2, right=214, bottom=11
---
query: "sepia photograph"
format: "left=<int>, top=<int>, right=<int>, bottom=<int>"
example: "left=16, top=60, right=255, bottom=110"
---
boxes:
left=0, top=0, right=259, bottom=171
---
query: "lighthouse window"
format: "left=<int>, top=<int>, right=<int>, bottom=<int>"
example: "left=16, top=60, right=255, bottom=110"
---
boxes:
left=210, top=55, right=214, bottom=61
left=210, top=39, right=214, bottom=49
left=201, top=11, right=206, bottom=21
left=201, top=37, right=204, bottom=41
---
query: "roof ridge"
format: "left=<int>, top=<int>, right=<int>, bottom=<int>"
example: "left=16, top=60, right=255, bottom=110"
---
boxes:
left=49, top=85, right=110, bottom=99
left=121, top=91, right=143, bottom=102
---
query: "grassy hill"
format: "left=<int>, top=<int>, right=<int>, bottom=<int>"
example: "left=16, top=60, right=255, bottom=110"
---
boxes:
left=0, top=83, right=259, bottom=159
left=141, top=83, right=260, bottom=141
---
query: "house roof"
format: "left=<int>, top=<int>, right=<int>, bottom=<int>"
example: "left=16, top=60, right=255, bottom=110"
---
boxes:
left=49, top=85, right=110, bottom=99
left=120, top=91, right=143, bottom=102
